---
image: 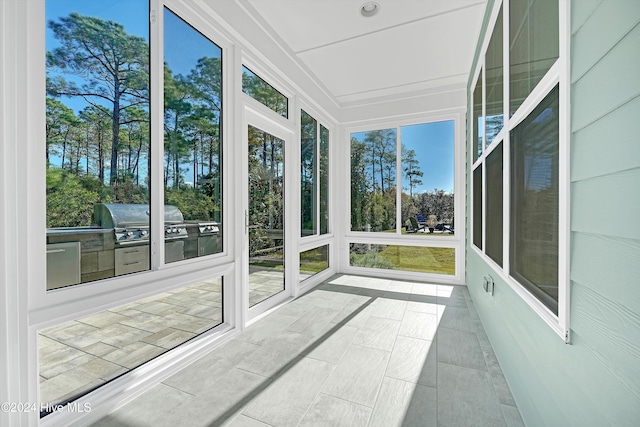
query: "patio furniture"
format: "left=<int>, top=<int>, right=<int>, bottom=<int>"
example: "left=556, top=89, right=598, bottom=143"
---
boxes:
left=409, top=217, right=426, bottom=233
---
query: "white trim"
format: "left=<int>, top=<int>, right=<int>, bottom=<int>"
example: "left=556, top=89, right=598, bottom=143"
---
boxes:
left=42, top=315, right=237, bottom=427
left=242, top=102, right=296, bottom=322
left=469, top=0, right=570, bottom=342
left=343, top=110, right=465, bottom=285
left=558, top=0, right=571, bottom=342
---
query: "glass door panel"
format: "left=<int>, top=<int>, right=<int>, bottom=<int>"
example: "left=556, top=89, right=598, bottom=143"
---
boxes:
left=248, top=125, right=285, bottom=307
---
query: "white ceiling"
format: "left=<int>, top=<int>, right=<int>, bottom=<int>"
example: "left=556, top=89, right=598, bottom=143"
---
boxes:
left=241, top=0, right=487, bottom=107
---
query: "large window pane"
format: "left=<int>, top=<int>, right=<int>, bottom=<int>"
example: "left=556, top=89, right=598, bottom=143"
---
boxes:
left=486, top=144, right=503, bottom=266
left=401, top=121, right=455, bottom=236
left=299, top=245, right=329, bottom=283
left=473, top=166, right=483, bottom=250
left=319, top=125, right=329, bottom=235
left=486, top=7, right=503, bottom=145
left=472, top=71, right=483, bottom=163
left=510, top=0, right=559, bottom=116
left=46, top=0, right=150, bottom=288
left=39, top=276, right=223, bottom=414
left=164, top=9, right=223, bottom=262
left=510, top=86, right=559, bottom=314
left=300, top=110, right=317, bottom=236
left=350, top=129, right=397, bottom=232
left=242, top=66, right=288, bottom=118
left=349, top=244, right=455, bottom=275
left=248, top=125, right=285, bottom=307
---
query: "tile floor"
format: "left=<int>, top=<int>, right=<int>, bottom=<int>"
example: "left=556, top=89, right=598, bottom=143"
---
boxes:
left=38, top=278, right=224, bottom=406
left=90, top=274, right=524, bottom=427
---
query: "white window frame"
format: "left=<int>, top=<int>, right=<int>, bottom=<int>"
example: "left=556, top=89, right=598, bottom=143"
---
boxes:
left=470, top=0, right=571, bottom=342
left=29, top=1, right=243, bottom=424
left=299, top=104, right=333, bottom=240
left=343, top=111, right=466, bottom=285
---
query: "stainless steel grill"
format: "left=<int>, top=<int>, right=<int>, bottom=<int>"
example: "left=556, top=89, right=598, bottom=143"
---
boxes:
left=93, top=203, right=187, bottom=270
left=93, top=203, right=188, bottom=246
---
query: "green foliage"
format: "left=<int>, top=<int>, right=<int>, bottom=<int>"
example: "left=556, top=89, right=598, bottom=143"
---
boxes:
left=47, top=12, right=149, bottom=184
left=165, top=187, right=217, bottom=221
left=349, top=252, right=395, bottom=270
left=46, top=168, right=99, bottom=228
left=242, top=69, right=287, bottom=116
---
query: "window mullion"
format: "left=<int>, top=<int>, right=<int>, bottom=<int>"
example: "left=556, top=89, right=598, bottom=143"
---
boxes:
left=316, top=122, right=321, bottom=236
left=396, top=126, right=402, bottom=234
left=150, top=0, right=165, bottom=269
left=502, top=0, right=510, bottom=275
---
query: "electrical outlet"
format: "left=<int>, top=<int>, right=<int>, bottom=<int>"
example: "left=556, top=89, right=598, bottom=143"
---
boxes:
left=483, top=275, right=494, bottom=296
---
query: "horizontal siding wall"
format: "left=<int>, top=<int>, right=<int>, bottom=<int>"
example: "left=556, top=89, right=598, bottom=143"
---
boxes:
left=569, top=0, right=640, bottom=423
left=467, top=1, right=640, bottom=426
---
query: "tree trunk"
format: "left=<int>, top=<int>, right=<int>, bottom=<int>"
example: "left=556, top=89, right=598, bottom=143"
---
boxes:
left=110, top=89, right=120, bottom=184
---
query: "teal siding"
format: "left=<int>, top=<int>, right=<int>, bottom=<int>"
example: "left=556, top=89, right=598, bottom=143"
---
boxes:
left=467, top=1, right=640, bottom=425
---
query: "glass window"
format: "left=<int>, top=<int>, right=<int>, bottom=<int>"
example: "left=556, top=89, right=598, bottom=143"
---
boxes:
left=350, top=128, right=397, bottom=232
left=300, top=110, right=329, bottom=237
left=485, top=7, right=503, bottom=146
left=319, top=125, right=329, bottom=235
left=46, top=0, right=150, bottom=288
left=473, top=71, right=483, bottom=163
left=400, top=121, right=455, bottom=236
left=299, top=245, right=329, bottom=283
left=300, top=110, right=317, bottom=236
left=38, top=276, right=223, bottom=413
left=510, top=86, right=559, bottom=314
left=242, top=66, right=288, bottom=118
left=349, top=244, right=455, bottom=276
left=248, top=125, right=285, bottom=307
left=473, top=166, right=483, bottom=250
left=510, top=0, right=559, bottom=116
left=163, top=8, right=223, bottom=262
left=486, top=144, right=503, bottom=266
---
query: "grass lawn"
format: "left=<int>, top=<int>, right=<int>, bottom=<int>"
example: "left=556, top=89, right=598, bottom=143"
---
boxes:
left=351, top=244, right=455, bottom=276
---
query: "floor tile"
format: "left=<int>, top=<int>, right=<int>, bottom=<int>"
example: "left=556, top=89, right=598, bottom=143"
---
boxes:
left=204, top=338, right=261, bottom=364
left=502, top=404, right=526, bottom=427
left=180, top=368, right=268, bottom=426
left=368, top=297, right=408, bottom=320
left=352, top=316, right=400, bottom=351
left=285, top=306, right=340, bottom=337
left=141, top=328, right=196, bottom=349
left=321, top=344, right=389, bottom=407
left=163, top=353, right=238, bottom=395
left=398, top=310, right=439, bottom=341
left=369, top=377, right=437, bottom=427
left=438, top=305, right=476, bottom=333
left=239, top=313, right=300, bottom=345
left=437, top=362, right=506, bottom=427
left=483, top=346, right=517, bottom=406
left=406, top=294, right=439, bottom=313
left=298, top=393, right=371, bottom=427
left=242, top=357, right=335, bottom=427
left=98, top=324, right=154, bottom=349
left=385, top=335, right=437, bottom=387
left=306, top=324, right=359, bottom=364
left=90, top=383, right=195, bottom=427
left=101, top=341, right=166, bottom=369
left=436, top=327, right=487, bottom=371
left=77, top=275, right=522, bottom=427
left=225, top=415, right=272, bottom=427
left=40, top=353, right=95, bottom=380
left=236, top=345, right=306, bottom=378
left=40, top=369, right=104, bottom=405
left=77, top=311, right=130, bottom=328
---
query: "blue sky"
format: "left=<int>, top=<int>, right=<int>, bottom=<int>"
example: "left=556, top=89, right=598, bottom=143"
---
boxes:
left=351, top=121, right=454, bottom=194
left=46, top=2, right=454, bottom=192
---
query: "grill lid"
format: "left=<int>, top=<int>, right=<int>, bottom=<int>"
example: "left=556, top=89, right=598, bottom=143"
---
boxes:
left=93, top=203, right=184, bottom=229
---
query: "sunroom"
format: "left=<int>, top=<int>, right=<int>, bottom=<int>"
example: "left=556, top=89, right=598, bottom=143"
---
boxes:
left=1, top=0, right=639, bottom=426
